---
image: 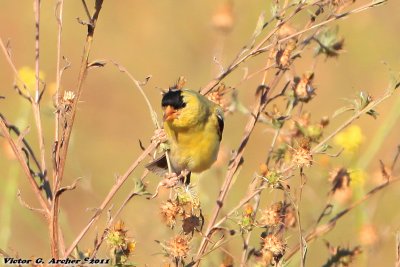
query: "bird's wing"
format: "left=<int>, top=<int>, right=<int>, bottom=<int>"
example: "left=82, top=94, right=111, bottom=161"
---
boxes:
left=145, top=154, right=168, bottom=177
left=216, top=110, right=224, bottom=141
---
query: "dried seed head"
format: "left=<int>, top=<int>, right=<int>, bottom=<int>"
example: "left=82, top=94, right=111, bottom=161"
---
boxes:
left=106, top=220, right=128, bottom=249
left=175, top=185, right=201, bottom=212
left=259, top=202, right=282, bottom=227
left=160, top=199, right=182, bottom=228
left=166, top=235, right=191, bottom=260
left=292, top=146, right=313, bottom=168
left=276, top=39, right=297, bottom=67
left=63, top=91, right=76, bottom=103
left=207, top=84, right=231, bottom=112
left=106, top=220, right=136, bottom=265
left=171, top=76, right=186, bottom=90
left=329, top=168, right=350, bottom=194
left=182, top=215, right=201, bottom=235
left=293, top=72, right=315, bottom=102
left=261, top=234, right=286, bottom=263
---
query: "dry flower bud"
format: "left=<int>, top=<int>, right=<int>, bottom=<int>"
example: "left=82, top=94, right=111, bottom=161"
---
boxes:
left=261, top=234, right=286, bottom=264
left=165, top=235, right=191, bottom=260
left=207, top=84, right=231, bottom=112
left=293, top=72, right=315, bottom=102
left=292, top=147, right=313, bottom=168
left=329, top=168, right=350, bottom=194
left=276, top=39, right=297, bottom=67
left=160, top=199, right=182, bottom=228
left=259, top=202, right=282, bottom=227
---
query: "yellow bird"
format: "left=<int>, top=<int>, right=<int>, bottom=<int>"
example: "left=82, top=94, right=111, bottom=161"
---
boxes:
left=146, top=88, right=224, bottom=183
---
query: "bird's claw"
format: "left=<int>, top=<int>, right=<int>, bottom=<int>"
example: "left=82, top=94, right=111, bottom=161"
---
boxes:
left=150, top=172, right=181, bottom=199
left=151, top=128, right=167, bottom=144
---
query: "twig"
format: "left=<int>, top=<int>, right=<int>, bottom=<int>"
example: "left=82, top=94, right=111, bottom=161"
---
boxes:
left=91, top=187, right=143, bottom=257
left=54, top=0, right=64, bottom=184
left=0, top=118, right=50, bottom=214
left=298, top=169, right=307, bottom=267
left=199, top=0, right=386, bottom=96
left=285, top=177, right=400, bottom=260
left=64, top=141, right=158, bottom=257
left=195, top=85, right=270, bottom=265
left=392, top=145, right=400, bottom=171
left=17, top=190, right=46, bottom=216
left=110, top=61, right=159, bottom=129
left=55, top=0, right=104, bottom=188
left=51, top=0, right=104, bottom=259
left=311, top=90, right=394, bottom=154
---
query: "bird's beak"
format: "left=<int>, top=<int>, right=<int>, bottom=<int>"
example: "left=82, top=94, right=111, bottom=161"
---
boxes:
left=163, top=105, right=178, bottom=121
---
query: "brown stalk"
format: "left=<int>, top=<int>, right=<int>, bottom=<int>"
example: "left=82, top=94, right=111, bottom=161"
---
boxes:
left=50, top=0, right=104, bottom=258
left=64, top=141, right=158, bottom=257
left=0, top=37, right=52, bottom=202
left=200, top=0, right=386, bottom=97
left=285, top=177, right=400, bottom=260
left=32, top=0, right=50, bottom=201
left=0, top=118, right=50, bottom=215
left=195, top=83, right=271, bottom=265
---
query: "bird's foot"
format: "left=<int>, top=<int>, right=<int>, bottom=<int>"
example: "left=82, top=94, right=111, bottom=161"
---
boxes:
left=150, top=172, right=181, bottom=199
left=151, top=128, right=167, bottom=144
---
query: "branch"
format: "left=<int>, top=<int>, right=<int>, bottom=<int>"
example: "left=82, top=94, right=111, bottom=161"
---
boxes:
left=285, top=177, right=400, bottom=260
left=195, top=84, right=271, bottom=265
left=0, top=117, right=50, bottom=215
left=51, top=0, right=104, bottom=259
left=64, top=141, right=158, bottom=257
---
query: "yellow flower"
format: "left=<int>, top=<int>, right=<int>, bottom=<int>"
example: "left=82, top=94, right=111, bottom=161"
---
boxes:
left=16, top=66, right=45, bottom=95
left=334, top=125, right=364, bottom=153
left=349, top=168, right=367, bottom=188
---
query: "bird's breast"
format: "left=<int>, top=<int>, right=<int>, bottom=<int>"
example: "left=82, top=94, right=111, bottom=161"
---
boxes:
left=168, top=127, right=220, bottom=173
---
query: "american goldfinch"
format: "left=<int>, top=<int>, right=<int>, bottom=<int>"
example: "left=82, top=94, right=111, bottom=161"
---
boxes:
left=146, top=88, right=224, bottom=183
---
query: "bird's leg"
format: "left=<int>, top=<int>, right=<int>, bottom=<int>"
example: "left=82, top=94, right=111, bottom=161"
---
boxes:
left=181, top=169, right=191, bottom=185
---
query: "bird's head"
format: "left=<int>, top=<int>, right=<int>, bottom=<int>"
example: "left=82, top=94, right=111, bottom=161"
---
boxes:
left=161, top=89, right=186, bottom=122
left=161, top=88, right=209, bottom=129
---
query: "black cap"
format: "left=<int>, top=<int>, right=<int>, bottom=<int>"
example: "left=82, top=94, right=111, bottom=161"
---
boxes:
left=161, top=89, right=187, bottom=109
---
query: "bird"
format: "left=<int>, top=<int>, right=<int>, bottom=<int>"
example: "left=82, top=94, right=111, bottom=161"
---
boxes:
left=146, top=88, right=224, bottom=184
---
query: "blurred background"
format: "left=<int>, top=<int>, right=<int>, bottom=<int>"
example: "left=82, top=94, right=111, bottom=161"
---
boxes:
left=0, top=0, right=400, bottom=266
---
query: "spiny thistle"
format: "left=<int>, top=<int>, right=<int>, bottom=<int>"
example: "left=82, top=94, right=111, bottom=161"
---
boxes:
left=163, top=235, right=191, bottom=261
left=258, top=202, right=283, bottom=228
left=259, top=234, right=286, bottom=265
left=106, top=220, right=136, bottom=266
